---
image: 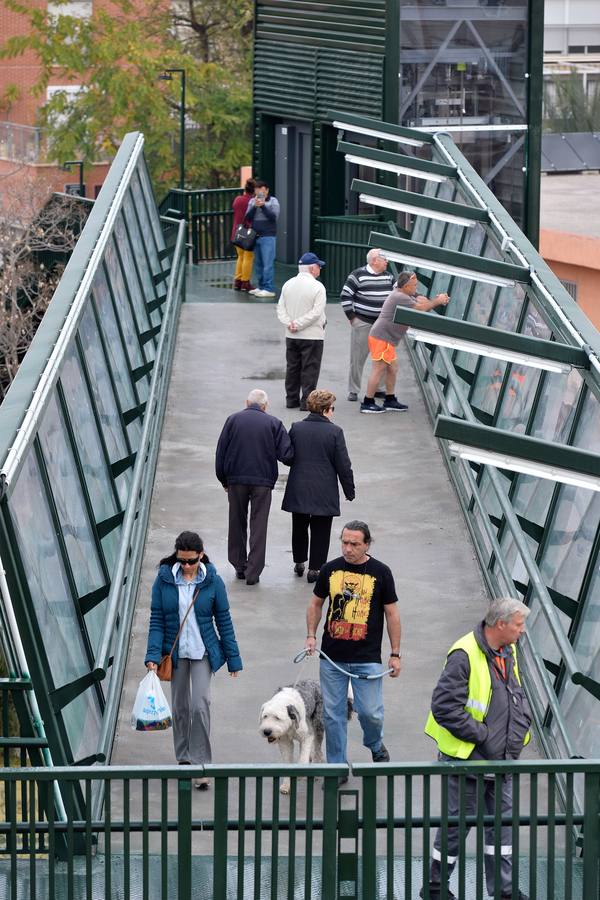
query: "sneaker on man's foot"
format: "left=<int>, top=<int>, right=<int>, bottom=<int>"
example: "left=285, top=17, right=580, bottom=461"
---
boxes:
left=247, top=287, right=260, bottom=295
left=383, top=397, right=409, bottom=412
left=371, top=743, right=390, bottom=762
left=360, top=399, right=386, bottom=414
left=294, top=563, right=305, bottom=577
left=347, top=392, right=358, bottom=402
left=255, top=289, right=276, bottom=298
left=306, top=569, right=319, bottom=583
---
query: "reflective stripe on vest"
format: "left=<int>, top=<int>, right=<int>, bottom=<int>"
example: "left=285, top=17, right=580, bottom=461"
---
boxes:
left=424, top=632, right=524, bottom=760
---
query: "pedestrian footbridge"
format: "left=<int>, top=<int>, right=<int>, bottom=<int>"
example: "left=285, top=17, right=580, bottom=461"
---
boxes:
left=0, top=123, right=599, bottom=899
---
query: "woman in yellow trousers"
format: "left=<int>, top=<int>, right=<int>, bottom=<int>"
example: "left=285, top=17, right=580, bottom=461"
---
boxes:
left=232, top=178, right=255, bottom=292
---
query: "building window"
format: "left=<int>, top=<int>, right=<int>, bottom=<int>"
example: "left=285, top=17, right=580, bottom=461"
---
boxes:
left=561, top=279, right=578, bottom=302
left=568, top=46, right=585, bottom=54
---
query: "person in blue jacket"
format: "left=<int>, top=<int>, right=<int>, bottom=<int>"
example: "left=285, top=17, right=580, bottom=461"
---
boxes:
left=145, top=531, right=242, bottom=789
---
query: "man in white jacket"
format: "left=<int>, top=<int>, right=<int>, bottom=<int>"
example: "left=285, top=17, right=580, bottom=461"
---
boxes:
left=277, top=252, right=327, bottom=410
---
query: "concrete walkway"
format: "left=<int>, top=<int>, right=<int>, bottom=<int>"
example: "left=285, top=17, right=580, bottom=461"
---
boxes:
left=113, top=295, right=491, bottom=771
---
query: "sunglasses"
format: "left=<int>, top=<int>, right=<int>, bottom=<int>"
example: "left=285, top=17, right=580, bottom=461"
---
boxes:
left=177, top=556, right=200, bottom=566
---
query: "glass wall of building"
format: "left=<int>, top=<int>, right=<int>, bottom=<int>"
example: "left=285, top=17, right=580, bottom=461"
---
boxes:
left=399, top=0, right=530, bottom=224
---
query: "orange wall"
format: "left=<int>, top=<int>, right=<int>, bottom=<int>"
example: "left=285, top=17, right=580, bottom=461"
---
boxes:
left=540, top=229, right=600, bottom=331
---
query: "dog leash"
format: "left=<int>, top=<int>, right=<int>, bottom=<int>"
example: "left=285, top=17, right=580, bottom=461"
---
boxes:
left=293, top=648, right=393, bottom=680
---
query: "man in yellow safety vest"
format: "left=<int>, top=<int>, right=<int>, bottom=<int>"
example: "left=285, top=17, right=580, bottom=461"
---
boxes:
left=421, top=597, right=532, bottom=900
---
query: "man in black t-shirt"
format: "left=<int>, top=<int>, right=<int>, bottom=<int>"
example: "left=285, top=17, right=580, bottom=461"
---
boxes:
left=305, top=520, right=402, bottom=766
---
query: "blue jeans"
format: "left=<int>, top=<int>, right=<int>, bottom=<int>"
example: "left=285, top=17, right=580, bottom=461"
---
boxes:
left=253, top=235, right=276, bottom=292
left=319, top=658, right=385, bottom=763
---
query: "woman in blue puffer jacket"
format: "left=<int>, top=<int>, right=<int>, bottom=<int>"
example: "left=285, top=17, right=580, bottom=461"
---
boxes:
left=145, top=531, right=242, bottom=789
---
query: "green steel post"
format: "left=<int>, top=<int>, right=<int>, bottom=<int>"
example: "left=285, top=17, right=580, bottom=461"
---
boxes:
left=361, top=775, right=377, bottom=898
left=178, top=777, right=192, bottom=900
left=529, top=774, right=538, bottom=900
left=322, top=775, right=339, bottom=900
left=384, top=0, right=400, bottom=126
left=525, top=0, right=544, bottom=248
left=582, top=771, right=600, bottom=899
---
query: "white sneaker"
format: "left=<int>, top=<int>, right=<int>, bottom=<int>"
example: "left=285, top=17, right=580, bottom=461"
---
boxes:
left=248, top=288, right=260, bottom=295
left=258, top=290, right=276, bottom=298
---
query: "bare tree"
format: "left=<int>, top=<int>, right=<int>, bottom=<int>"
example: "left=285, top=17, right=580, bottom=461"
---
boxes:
left=0, top=176, right=89, bottom=398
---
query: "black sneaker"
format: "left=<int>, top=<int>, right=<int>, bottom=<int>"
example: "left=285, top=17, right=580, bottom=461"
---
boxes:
left=307, top=569, right=319, bottom=583
left=235, top=569, right=246, bottom=579
left=294, top=563, right=305, bottom=577
left=383, top=397, right=408, bottom=412
left=371, top=743, right=390, bottom=762
left=347, top=392, right=358, bottom=402
left=360, top=399, right=386, bottom=414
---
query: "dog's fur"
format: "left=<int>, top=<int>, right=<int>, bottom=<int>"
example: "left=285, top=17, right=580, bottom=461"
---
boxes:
left=259, top=679, right=324, bottom=794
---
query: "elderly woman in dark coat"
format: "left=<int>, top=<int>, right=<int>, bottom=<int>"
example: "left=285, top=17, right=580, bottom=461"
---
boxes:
left=282, top=390, right=355, bottom=583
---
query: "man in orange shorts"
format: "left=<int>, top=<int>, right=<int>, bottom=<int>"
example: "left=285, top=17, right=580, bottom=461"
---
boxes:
left=360, top=271, right=449, bottom=414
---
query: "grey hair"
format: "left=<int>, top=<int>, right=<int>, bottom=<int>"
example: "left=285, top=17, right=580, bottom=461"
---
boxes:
left=485, top=597, right=530, bottom=627
left=367, top=248, right=383, bottom=264
left=298, top=264, right=313, bottom=274
left=247, top=388, right=268, bottom=407
left=341, top=520, right=372, bottom=544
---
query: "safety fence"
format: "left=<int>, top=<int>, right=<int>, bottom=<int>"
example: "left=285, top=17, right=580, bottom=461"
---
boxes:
left=159, top=188, right=241, bottom=263
left=0, top=760, right=597, bottom=899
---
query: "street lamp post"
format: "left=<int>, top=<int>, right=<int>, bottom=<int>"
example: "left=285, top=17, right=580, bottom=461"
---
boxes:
left=158, top=68, right=186, bottom=190
left=62, top=160, right=85, bottom=197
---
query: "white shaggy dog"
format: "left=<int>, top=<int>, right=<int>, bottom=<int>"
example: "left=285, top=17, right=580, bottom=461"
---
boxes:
left=259, top=679, right=324, bottom=794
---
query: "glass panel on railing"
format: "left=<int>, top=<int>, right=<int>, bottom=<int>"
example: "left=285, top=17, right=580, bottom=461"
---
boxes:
left=102, top=239, right=149, bottom=402
left=122, top=188, right=162, bottom=326
left=10, top=452, right=92, bottom=688
left=469, top=284, right=522, bottom=417
left=77, top=304, right=131, bottom=505
left=60, top=344, right=121, bottom=573
left=62, top=689, right=102, bottom=763
left=113, top=212, right=154, bottom=358
left=555, top=562, right=600, bottom=761
left=538, top=391, right=600, bottom=604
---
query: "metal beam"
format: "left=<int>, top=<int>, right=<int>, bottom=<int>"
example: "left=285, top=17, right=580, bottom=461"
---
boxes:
left=369, top=231, right=530, bottom=285
left=328, top=109, right=432, bottom=145
left=351, top=178, right=487, bottom=223
left=434, top=416, right=600, bottom=484
left=337, top=140, right=456, bottom=180
left=395, top=308, right=590, bottom=370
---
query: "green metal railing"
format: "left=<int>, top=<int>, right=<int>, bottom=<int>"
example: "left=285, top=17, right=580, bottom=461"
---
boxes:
left=0, top=760, right=597, bottom=899
left=314, top=216, right=408, bottom=297
left=159, top=188, right=241, bottom=263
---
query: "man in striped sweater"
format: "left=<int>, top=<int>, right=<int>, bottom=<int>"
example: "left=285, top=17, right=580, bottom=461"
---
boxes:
left=340, top=250, right=394, bottom=402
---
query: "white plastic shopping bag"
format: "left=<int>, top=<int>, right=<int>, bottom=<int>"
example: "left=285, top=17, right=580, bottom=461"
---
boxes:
left=131, top=670, right=172, bottom=732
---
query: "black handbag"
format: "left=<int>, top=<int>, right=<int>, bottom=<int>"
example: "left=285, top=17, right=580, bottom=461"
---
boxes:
left=233, top=224, right=257, bottom=251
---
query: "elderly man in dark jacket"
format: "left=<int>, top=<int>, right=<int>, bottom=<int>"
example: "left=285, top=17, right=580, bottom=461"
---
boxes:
left=216, top=389, right=293, bottom=585
left=422, top=597, right=532, bottom=900
left=282, top=389, right=355, bottom=582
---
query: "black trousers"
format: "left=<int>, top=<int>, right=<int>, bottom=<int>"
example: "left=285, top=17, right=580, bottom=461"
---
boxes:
left=291, top=513, right=333, bottom=571
left=285, top=338, right=324, bottom=407
left=227, top=484, right=272, bottom=580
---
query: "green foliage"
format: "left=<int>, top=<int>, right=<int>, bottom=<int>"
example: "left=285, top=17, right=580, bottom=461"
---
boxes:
left=0, top=0, right=254, bottom=189
left=544, top=69, right=600, bottom=133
